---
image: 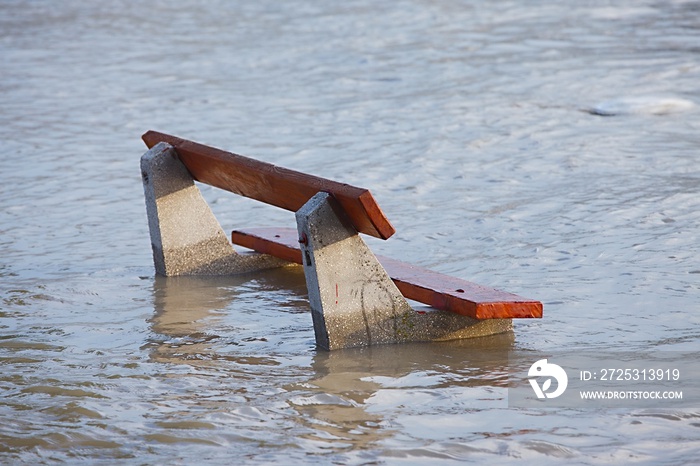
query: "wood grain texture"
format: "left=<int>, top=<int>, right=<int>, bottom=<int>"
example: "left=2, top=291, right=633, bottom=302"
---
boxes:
left=142, top=130, right=396, bottom=239
left=231, top=227, right=543, bottom=320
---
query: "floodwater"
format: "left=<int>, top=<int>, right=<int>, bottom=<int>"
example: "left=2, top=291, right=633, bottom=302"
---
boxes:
left=2, top=0, right=699, bottom=464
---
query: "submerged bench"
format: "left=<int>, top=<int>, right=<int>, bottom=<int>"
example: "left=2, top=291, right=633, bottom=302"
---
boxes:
left=140, top=131, right=542, bottom=350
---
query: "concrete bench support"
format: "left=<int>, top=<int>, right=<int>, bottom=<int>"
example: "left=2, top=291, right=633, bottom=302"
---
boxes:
left=296, top=192, right=512, bottom=350
left=141, top=142, right=286, bottom=276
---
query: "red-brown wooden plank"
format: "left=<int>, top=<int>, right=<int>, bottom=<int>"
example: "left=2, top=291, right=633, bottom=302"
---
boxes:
left=231, top=227, right=543, bottom=320
left=142, top=131, right=395, bottom=240
left=232, top=228, right=303, bottom=264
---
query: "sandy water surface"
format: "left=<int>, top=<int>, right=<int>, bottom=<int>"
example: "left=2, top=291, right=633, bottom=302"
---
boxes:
left=1, top=0, right=700, bottom=464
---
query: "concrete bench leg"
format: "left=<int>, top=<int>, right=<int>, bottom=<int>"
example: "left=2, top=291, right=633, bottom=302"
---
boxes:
left=141, top=143, right=287, bottom=276
left=296, top=192, right=513, bottom=350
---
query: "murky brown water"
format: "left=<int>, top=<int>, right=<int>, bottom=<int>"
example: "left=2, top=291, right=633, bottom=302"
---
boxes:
left=2, top=0, right=700, bottom=464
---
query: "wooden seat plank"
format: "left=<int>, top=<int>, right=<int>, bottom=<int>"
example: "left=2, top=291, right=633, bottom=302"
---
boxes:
left=142, top=131, right=395, bottom=240
left=231, top=227, right=543, bottom=320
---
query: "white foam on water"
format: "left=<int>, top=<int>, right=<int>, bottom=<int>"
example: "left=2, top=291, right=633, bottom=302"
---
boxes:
left=587, top=96, right=696, bottom=116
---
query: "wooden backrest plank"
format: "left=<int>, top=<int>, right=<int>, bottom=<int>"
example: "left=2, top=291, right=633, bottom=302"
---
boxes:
left=230, top=227, right=543, bottom=320
left=142, top=131, right=396, bottom=240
